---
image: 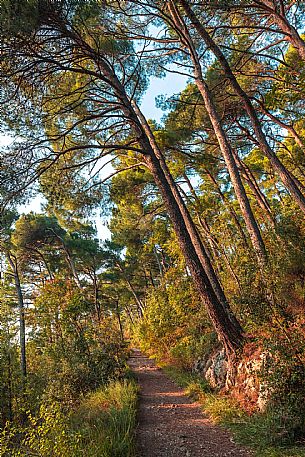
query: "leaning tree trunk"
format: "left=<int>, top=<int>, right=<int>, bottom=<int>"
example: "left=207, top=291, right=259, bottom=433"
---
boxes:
left=179, top=0, right=305, bottom=214
left=132, top=101, right=243, bottom=334
left=106, top=76, right=244, bottom=354
left=144, top=149, right=244, bottom=355
left=203, top=169, right=250, bottom=248
left=168, top=0, right=267, bottom=268
left=255, top=99, right=305, bottom=152
left=258, top=0, right=305, bottom=61
left=47, top=18, right=244, bottom=356
left=182, top=174, right=243, bottom=292
left=62, top=245, right=82, bottom=289
left=232, top=151, right=276, bottom=227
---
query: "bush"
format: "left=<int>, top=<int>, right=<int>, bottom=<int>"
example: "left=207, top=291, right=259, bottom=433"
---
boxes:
left=133, top=268, right=211, bottom=366
left=0, top=403, right=80, bottom=457
left=260, top=328, right=305, bottom=445
left=0, top=379, right=138, bottom=457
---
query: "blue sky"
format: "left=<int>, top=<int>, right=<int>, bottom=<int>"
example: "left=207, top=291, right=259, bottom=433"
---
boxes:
left=0, top=73, right=188, bottom=239
left=141, top=73, right=187, bottom=121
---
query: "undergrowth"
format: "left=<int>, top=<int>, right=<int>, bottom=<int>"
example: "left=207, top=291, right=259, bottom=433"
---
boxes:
left=163, top=366, right=305, bottom=457
left=0, top=378, right=138, bottom=457
left=72, top=378, right=138, bottom=457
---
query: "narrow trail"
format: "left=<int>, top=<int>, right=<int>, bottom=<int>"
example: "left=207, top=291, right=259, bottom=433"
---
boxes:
left=129, top=350, right=253, bottom=457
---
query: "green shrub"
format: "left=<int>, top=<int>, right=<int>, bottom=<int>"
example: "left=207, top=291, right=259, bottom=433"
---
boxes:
left=0, top=403, right=80, bottom=457
left=0, top=379, right=138, bottom=457
left=260, top=330, right=305, bottom=445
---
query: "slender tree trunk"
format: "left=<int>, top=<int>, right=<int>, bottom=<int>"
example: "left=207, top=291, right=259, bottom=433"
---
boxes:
left=50, top=230, right=82, bottom=289
left=7, top=341, right=13, bottom=422
left=153, top=246, right=164, bottom=277
left=116, top=262, right=145, bottom=314
left=168, top=0, right=267, bottom=267
left=181, top=173, right=243, bottom=288
left=203, top=170, right=250, bottom=248
left=177, top=181, right=215, bottom=264
left=232, top=151, right=276, bottom=227
left=127, top=103, right=244, bottom=353
left=149, top=269, right=156, bottom=288
left=63, top=246, right=82, bottom=289
left=255, top=99, right=305, bottom=151
left=132, top=101, right=242, bottom=329
left=258, top=0, right=305, bottom=61
left=179, top=0, right=305, bottom=214
left=125, top=305, right=135, bottom=325
left=6, top=253, right=27, bottom=381
left=115, top=300, right=124, bottom=341
left=93, top=272, right=101, bottom=322
left=197, top=216, right=243, bottom=293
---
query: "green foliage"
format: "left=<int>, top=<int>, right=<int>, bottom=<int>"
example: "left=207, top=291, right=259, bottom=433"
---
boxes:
left=0, top=282, right=24, bottom=426
left=72, top=379, right=137, bottom=457
left=2, top=1, right=305, bottom=455
left=0, top=379, right=137, bottom=457
left=259, top=328, right=305, bottom=445
left=0, top=403, right=80, bottom=457
left=28, top=279, right=127, bottom=406
left=134, top=268, right=211, bottom=367
left=0, top=0, right=39, bottom=36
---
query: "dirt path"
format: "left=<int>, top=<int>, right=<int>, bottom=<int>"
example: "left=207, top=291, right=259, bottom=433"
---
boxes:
left=129, top=350, right=253, bottom=457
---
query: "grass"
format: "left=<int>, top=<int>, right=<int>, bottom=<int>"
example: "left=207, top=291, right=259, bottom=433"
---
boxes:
left=71, top=378, right=138, bottom=457
left=163, top=365, right=305, bottom=457
left=0, top=374, right=138, bottom=457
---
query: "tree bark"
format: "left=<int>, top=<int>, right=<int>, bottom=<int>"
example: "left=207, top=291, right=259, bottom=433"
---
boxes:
left=132, top=102, right=244, bottom=335
left=258, top=0, right=305, bottom=61
left=232, top=151, right=276, bottom=227
left=144, top=150, right=244, bottom=354
left=168, top=0, right=267, bottom=268
left=6, top=252, right=27, bottom=381
left=255, top=99, right=305, bottom=152
left=92, top=47, right=244, bottom=354
left=92, top=272, right=101, bottom=322
left=62, top=245, right=82, bottom=289
left=179, top=0, right=305, bottom=215
left=203, top=170, right=250, bottom=248
left=115, top=300, right=124, bottom=341
left=116, top=262, right=145, bottom=314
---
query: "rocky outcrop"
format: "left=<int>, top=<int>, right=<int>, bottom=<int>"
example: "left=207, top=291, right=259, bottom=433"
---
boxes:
left=194, top=345, right=270, bottom=411
left=233, top=352, right=270, bottom=412
left=194, top=349, right=228, bottom=389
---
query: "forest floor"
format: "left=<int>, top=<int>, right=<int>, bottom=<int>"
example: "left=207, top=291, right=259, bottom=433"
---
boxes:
left=129, top=349, right=253, bottom=457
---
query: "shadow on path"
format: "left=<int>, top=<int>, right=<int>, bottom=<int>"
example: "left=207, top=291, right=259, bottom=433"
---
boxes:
left=129, top=349, right=253, bottom=457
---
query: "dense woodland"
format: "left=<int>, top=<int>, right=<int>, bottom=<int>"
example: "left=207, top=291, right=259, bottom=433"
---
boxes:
left=1, top=0, right=305, bottom=455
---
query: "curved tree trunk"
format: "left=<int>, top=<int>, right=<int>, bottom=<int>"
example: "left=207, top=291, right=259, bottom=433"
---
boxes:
left=144, top=149, right=244, bottom=354
left=132, top=101, right=238, bottom=313
left=109, top=79, right=244, bottom=353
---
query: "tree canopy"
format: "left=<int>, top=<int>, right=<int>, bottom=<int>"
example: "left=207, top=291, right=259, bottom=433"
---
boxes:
left=1, top=1, right=305, bottom=453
